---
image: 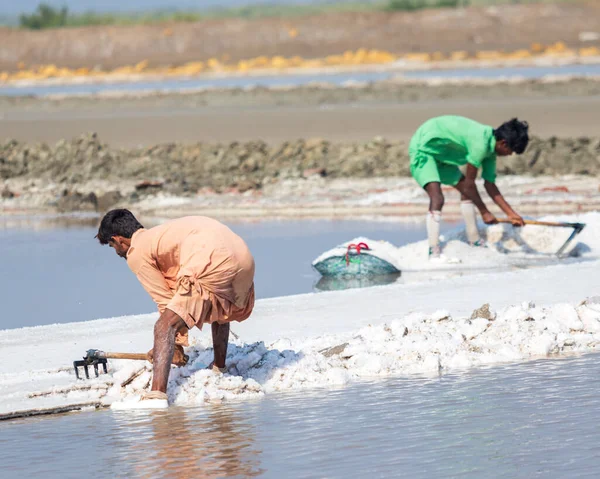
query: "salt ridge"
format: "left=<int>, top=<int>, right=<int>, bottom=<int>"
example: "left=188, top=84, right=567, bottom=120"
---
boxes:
left=109, top=297, right=600, bottom=407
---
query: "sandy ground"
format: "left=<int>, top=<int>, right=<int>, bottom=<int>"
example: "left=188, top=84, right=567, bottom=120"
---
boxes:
left=131, top=175, right=600, bottom=220
left=2, top=95, right=600, bottom=146
left=3, top=175, right=599, bottom=221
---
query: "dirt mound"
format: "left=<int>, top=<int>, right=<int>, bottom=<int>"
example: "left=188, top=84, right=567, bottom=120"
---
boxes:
left=1, top=4, right=599, bottom=71
left=501, top=136, right=600, bottom=176
left=1, top=134, right=599, bottom=200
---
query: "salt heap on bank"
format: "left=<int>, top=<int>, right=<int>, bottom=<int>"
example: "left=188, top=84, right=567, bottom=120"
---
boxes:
left=109, top=297, right=600, bottom=407
left=313, top=212, right=600, bottom=273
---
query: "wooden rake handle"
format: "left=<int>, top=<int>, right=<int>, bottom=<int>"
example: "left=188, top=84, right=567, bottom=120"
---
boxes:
left=496, top=219, right=584, bottom=229
left=104, top=351, right=189, bottom=366
left=84, top=348, right=188, bottom=365
left=103, top=352, right=148, bottom=361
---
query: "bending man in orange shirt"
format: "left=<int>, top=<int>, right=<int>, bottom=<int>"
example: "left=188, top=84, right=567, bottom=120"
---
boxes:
left=97, top=209, right=255, bottom=408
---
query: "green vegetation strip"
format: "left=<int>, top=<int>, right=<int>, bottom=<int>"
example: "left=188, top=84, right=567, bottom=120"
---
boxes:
left=15, top=0, right=581, bottom=30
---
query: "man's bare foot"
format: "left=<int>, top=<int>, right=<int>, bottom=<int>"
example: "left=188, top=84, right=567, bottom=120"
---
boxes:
left=207, top=361, right=227, bottom=374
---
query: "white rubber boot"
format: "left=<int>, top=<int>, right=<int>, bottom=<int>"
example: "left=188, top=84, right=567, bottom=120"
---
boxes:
left=460, top=200, right=483, bottom=246
left=427, top=211, right=442, bottom=259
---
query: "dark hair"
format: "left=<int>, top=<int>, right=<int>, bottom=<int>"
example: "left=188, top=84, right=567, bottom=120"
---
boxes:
left=494, top=118, right=529, bottom=154
left=96, top=209, right=144, bottom=245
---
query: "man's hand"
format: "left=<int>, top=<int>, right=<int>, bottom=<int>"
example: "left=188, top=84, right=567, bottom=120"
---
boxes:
left=481, top=211, right=498, bottom=225
left=484, top=181, right=524, bottom=227
left=508, top=213, right=525, bottom=227
left=147, top=345, right=189, bottom=366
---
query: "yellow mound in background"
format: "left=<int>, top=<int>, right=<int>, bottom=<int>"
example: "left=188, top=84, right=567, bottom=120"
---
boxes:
left=1, top=42, right=598, bottom=84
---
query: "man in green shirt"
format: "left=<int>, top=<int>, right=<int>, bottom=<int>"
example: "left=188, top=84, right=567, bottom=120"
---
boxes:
left=409, top=115, right=529, bottom=260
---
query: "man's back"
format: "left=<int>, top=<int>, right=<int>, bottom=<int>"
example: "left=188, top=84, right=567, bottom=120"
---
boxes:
left=127, top=216, right=254, bottom=296
left=410, top=115, right=496, bottom=169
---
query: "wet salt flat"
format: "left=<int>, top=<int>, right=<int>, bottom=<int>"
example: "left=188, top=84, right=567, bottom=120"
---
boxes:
left=2, top=213, right=600, bottom=478
left=1, top=63, right=599, bottom=97
left=2, top=352, right=600, bottom=478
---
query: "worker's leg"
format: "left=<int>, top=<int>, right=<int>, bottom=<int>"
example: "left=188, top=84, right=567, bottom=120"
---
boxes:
left=151, top=309, right=188, bottom=393
left=410, top=153, right=446, bottom=258
left=458, top=194, right=482, bottom=245
left=211, top=322, right=230, bottom=370
left=424, top=182, right=444, bottom=257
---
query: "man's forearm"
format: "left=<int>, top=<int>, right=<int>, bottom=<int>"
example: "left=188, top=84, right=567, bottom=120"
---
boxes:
left=484, top=182, right=517, bottom=216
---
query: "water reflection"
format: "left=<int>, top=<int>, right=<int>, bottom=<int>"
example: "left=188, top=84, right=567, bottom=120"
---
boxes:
left=3, top=353, right=600, bottom=478
left=0, top=218, right=427, bottom=329
left=314, top=273, right=401, bottom=292
left=313, top=270, right=489, bottom=292
left=113, top=405, right=263, bottom=478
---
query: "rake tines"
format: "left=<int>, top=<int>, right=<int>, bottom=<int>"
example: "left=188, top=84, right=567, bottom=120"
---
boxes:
left=73, top=357, right=108, bottom=380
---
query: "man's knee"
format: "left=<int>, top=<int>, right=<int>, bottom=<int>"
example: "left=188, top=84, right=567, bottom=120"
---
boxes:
left=211, top=321, right=229, bottom=334
left=155, top=310, right=186, bottom=337
left=424, top=182, right=444, bottom=211
left=429, top=192, right=444, bottom=211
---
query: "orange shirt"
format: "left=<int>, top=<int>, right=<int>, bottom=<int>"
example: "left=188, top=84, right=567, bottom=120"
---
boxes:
left=127, top=216, right=255, bottom=328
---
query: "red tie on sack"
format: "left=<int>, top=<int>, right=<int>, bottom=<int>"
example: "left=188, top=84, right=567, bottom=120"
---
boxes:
left=345, top=242, right=370, bottom=266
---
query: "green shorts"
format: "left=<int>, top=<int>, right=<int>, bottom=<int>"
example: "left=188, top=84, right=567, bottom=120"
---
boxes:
left=409, top=151, right=463, bottom=188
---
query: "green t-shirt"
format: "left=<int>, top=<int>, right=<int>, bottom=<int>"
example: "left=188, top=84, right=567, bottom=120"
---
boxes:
left=410, top=115, right=497, bottom=183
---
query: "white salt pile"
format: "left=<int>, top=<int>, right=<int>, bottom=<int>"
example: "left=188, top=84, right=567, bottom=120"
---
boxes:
left=313, top=212, right=600, bottom=273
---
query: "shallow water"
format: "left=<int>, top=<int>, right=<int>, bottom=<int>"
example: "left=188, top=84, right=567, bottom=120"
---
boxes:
left=0, top=216, right=451, bottom=330
left=2, top=352, right=600, bottom=478
left=1, top=64, right=599, bottom=97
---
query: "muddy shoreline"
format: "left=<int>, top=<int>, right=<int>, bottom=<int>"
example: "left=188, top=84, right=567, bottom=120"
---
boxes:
left=1, top=132, right=598, bottom=216
left=3, top=77, right=599, bottom=217
left=3, top=133, right=599, bottom=186
left=2, top=174, right=598, bottom=222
